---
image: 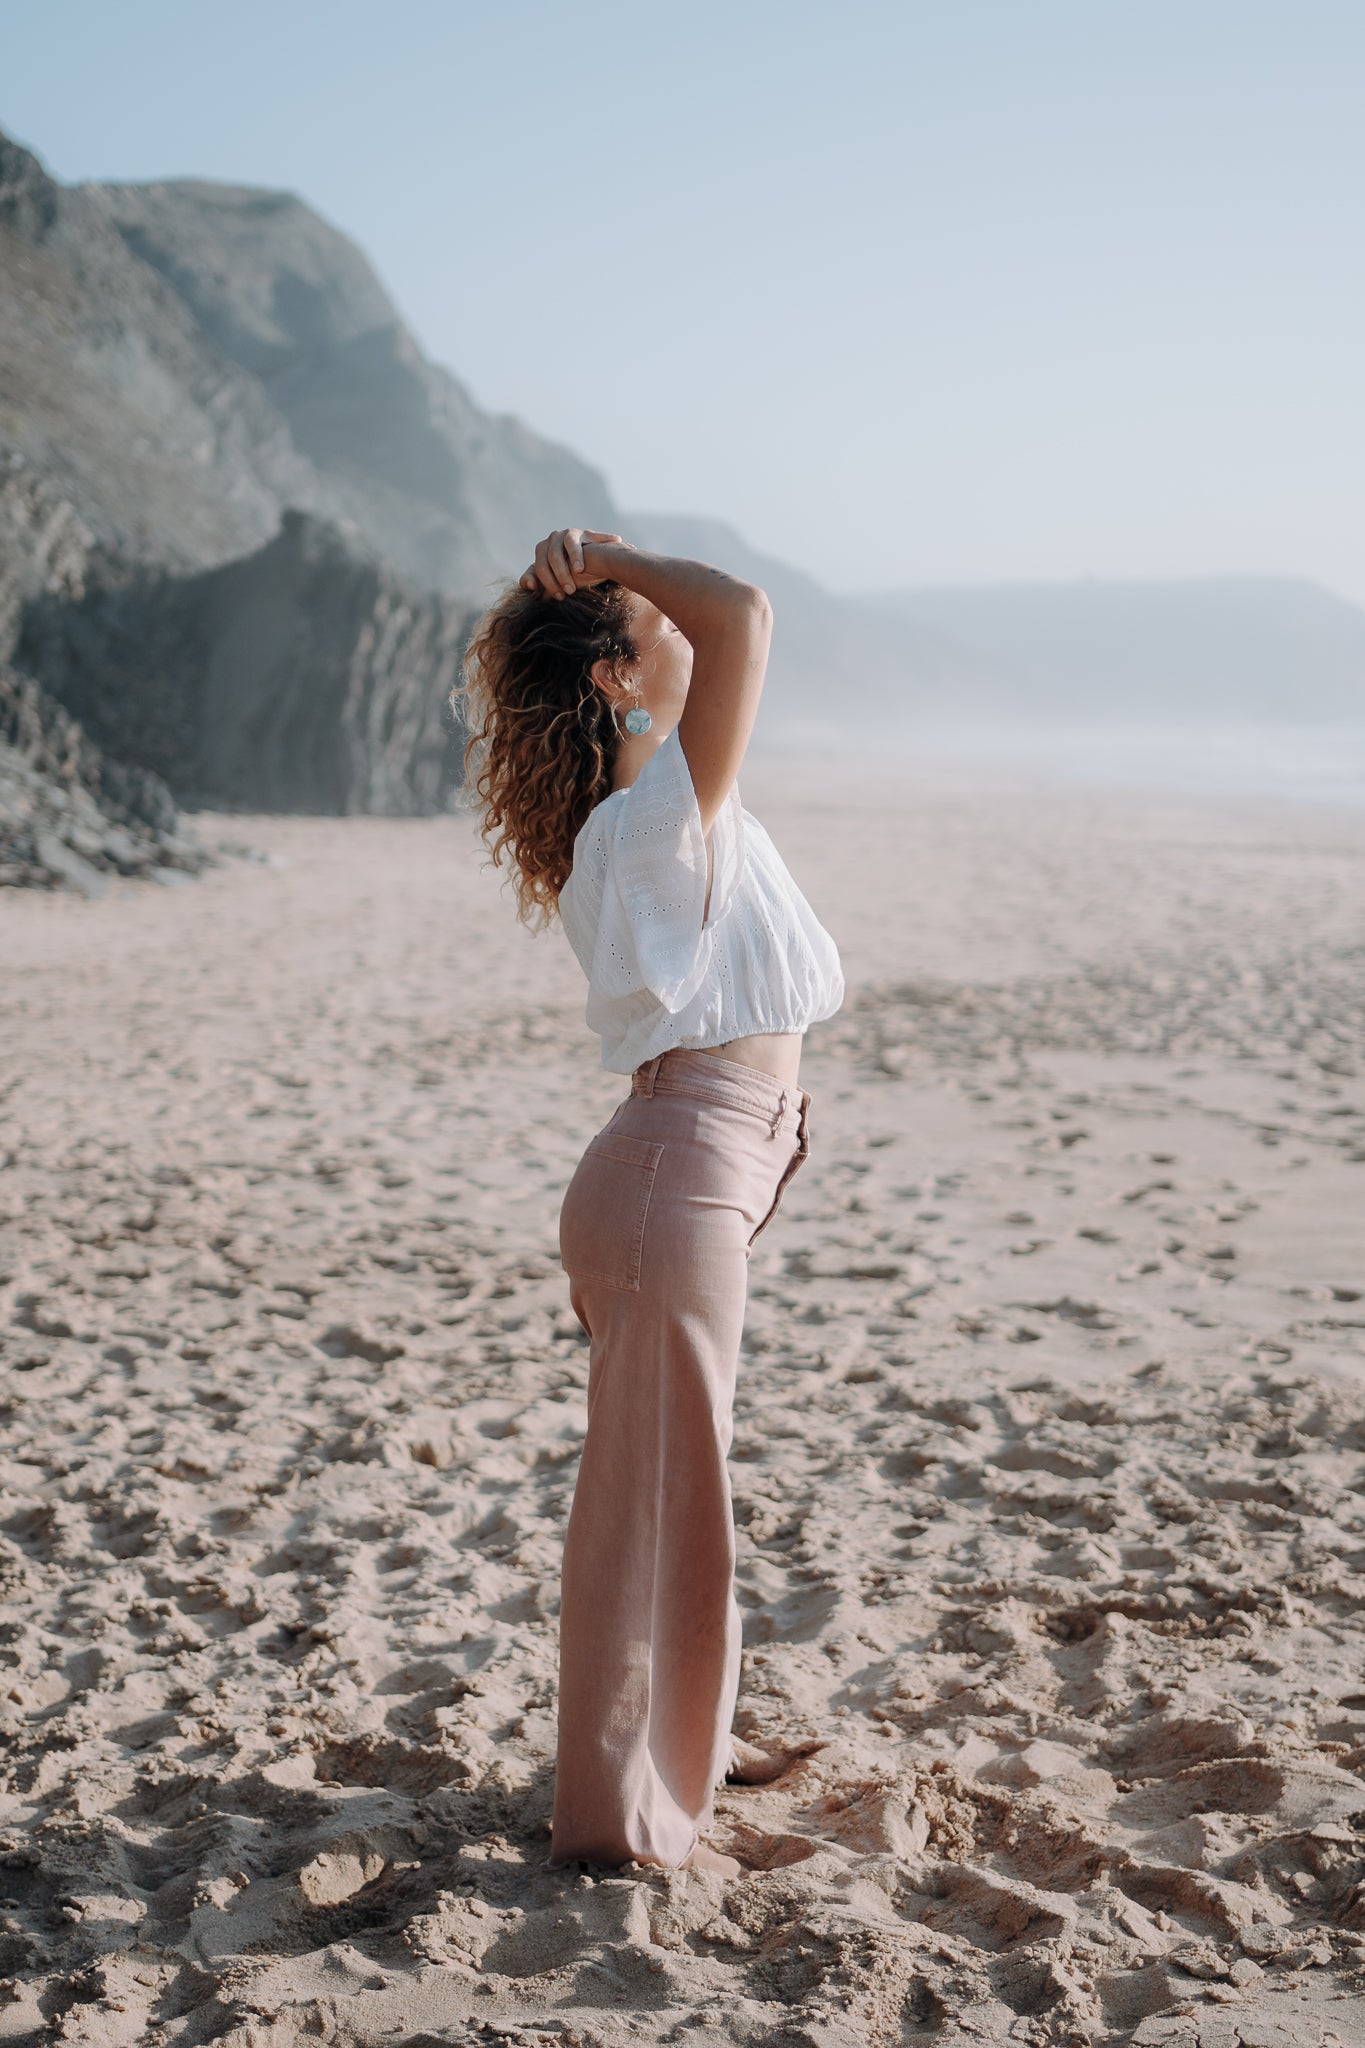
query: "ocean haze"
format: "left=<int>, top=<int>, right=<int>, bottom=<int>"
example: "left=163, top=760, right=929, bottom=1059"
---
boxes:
left=862, top=580, right=1365, bottom=722
left=628, top=515, right=1365, bottom=803
left=629, top=513, right=1365, bottom=743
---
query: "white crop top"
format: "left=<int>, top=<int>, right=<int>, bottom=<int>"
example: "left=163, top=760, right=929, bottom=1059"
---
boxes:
left=558, top=725, right=844, bottom=1074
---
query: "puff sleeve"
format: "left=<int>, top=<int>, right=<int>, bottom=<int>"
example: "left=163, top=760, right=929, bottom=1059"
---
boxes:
left=583, top=727, right=744, bottom=1014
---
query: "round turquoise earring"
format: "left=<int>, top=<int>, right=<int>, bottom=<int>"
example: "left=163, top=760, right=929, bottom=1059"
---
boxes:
left=623, top=701, right=652, bottom=736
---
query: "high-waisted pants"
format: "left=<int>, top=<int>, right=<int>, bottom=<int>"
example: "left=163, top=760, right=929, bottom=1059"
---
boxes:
left=548, top=1047, right=812, bottom=1869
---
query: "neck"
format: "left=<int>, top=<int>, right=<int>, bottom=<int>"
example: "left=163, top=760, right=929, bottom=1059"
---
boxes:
left=610, top=719, right=676, bottom=794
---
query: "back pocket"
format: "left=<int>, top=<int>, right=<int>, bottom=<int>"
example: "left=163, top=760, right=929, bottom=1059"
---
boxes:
left=559, top=1133, right=664, bottom=1292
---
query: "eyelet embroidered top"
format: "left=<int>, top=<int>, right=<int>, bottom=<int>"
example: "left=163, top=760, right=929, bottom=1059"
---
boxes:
left=558, top=725, right=844, bottom=1074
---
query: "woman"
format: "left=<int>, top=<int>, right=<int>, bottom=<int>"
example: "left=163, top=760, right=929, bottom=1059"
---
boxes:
left=459, top=526, right=844, bottom=1875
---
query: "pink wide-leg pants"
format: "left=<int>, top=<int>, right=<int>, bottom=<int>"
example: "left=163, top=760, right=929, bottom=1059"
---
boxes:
left=549, top=1047, right=811, bottom=1870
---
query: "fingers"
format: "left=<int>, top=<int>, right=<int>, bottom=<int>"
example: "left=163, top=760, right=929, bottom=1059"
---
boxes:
left=546, top=531, right=576, bottom=595
left=533, top=536, right=562, bottom=598
left=520, top=539, right=559, bottom=595
left=520, top=528, right=620, bottom=598
left=519, top=559, right=564, bottom=598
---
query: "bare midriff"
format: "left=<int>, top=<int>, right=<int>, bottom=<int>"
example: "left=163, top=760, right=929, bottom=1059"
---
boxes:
left=701, top=1031, right=804, bottom=1086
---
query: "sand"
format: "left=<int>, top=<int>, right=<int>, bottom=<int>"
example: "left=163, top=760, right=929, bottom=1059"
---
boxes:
left=1, top=759, right=1364, bottom=2048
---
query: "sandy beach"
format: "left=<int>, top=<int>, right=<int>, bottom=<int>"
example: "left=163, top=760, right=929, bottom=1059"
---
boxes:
left=2, top=760, right=1364, bottom=2048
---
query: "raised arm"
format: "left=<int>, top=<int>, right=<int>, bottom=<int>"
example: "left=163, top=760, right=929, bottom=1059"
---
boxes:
left=522, top=529, right=773, bottom=835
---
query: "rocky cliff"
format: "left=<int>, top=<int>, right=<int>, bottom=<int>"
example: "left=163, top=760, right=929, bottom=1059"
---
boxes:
left=17, top=510, right=472, bottom=816
left=1, top=128, right=615, bottom=595
left=89, top=174, right=618, bottom=597
left=0, top=454, right=209, bottom=890
left=0, top=125, right=614, bottom=872
left=0, top=662, right=206, bottom=895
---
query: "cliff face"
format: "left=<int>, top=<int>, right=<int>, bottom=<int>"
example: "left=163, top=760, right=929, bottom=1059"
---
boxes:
left=90, top=176, right=620, bottom=596
left=0, top=661, right=206, bottom=895
left=0, top=134, right=319, bottom=577
left=17, top=511, right=473, bottom=817
left=1, top=130, right=618, bottom=594
left=0, top=454, right=208, bottom=890
left=1, top=127, right=590, bottom=845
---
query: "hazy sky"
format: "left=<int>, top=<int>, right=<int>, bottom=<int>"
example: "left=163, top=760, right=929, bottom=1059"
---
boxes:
left=3, top=0, right=1363, bottom=600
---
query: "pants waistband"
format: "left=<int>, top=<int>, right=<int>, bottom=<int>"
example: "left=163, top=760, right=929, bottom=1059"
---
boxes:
left=631, top=1048, right=810, bottom=1134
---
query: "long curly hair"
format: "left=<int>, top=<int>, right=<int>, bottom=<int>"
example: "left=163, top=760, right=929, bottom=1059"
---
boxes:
left=455, top=581, right=638, bottom=926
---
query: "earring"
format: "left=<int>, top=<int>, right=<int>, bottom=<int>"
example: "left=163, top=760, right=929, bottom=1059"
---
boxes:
left=622, top=698, right=652, bottom=736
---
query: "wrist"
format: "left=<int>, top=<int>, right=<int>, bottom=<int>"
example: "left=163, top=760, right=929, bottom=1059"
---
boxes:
left=582, top=537, right=634, bottom=584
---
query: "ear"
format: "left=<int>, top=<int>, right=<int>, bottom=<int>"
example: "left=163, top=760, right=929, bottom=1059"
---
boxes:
left=590, top=656, right=628, bottom=702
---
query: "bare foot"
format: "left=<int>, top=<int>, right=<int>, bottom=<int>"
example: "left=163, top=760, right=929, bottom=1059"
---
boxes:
left=724, top=1736, right=823, bottom=1785
left=680, top=1842, right=742, bottom=1877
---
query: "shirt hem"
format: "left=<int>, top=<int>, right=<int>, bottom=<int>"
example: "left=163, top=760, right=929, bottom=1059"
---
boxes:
left=597, top=1003, right=844, bottom=1075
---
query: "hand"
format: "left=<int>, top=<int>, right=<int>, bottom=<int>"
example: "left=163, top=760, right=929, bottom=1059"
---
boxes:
left=519, top=528, right=628, bottom=599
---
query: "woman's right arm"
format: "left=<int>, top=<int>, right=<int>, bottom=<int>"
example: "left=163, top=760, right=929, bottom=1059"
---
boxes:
left=524, top=529, right=772, bottom=835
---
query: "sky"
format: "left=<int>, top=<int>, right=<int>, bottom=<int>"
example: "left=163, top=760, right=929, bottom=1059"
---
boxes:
left=3, top=0, right=1363, bottom=601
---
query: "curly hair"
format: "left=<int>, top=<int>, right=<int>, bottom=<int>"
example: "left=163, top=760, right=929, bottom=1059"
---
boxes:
left=455, top=581, right=639, bottom=927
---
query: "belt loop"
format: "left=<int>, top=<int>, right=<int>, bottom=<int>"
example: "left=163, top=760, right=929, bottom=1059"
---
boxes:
left=769, top=1086, right=787, bottom=1138
left=636, top=1054, right=663, bottom=1098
